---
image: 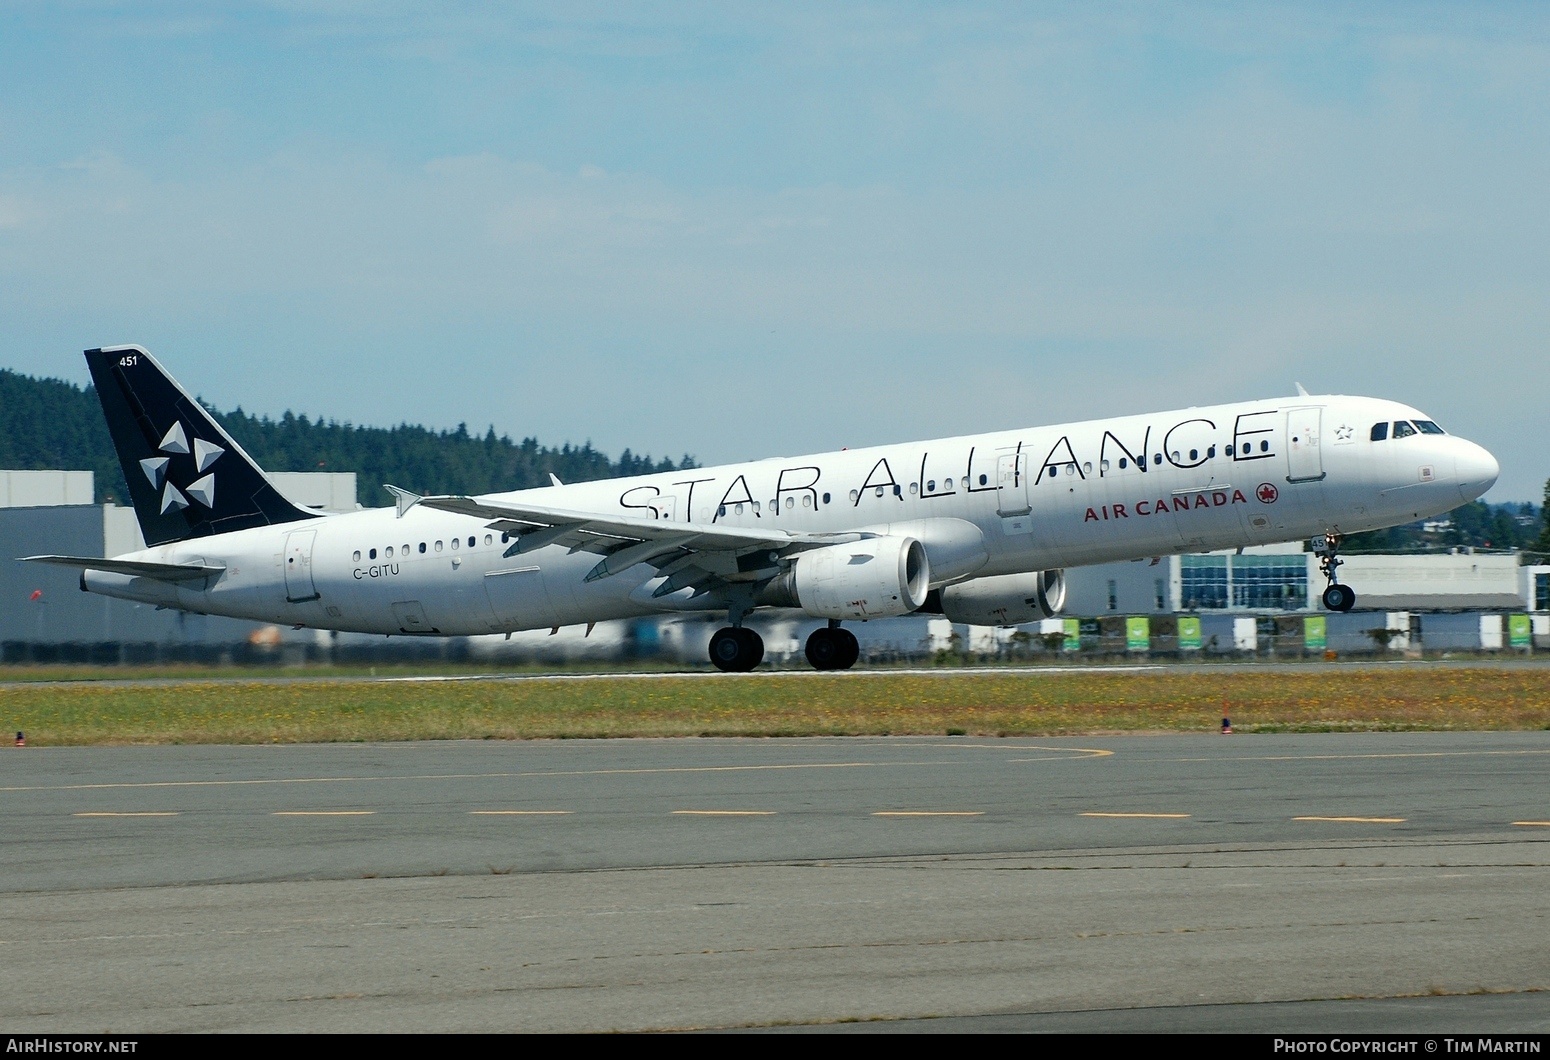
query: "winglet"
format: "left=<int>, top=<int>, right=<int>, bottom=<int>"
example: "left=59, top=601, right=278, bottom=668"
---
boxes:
left=384, top=485, right=421, bottom=519
left=548, top=473, right=563, bottom=487
left=1295, top=382, right=1310, bottom=397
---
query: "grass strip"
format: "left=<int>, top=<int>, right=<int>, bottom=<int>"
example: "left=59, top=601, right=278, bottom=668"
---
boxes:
left=2, top=667, right=1547, bottom=746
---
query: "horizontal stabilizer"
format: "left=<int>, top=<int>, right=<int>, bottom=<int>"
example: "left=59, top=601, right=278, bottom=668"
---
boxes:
left=21, top=555, right=225, bottom=583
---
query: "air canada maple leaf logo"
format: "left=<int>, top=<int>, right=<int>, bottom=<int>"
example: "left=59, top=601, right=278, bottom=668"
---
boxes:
left=1256, top=482, right=1279, bottom=504
left=138, top=421, right=225, bottom=515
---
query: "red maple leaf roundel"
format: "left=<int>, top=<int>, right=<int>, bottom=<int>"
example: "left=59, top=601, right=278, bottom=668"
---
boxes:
left=1256, top=482, right=1279, bottom=504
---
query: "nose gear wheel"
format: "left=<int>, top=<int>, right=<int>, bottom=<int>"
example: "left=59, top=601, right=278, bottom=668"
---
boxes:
left=1313, top=532, right=1356, bottom=612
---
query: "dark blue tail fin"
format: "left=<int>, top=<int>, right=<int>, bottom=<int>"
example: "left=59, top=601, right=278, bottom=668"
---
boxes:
left=85, top=345, right=320, bottom=546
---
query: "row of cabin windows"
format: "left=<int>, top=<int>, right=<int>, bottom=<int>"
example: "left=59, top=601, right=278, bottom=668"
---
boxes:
left=1371, top=419, right=1445, bottom=441
left=712, top=420, right=1446, bottom=515
left=1041, top=441, right=1270, bottom=480
left=718, top=492, right=836, bottom=516
left=352, top=534, right=494, bottom=563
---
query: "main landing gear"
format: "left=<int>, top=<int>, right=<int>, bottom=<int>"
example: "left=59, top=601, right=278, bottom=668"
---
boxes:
left=1314, top=532, right=1357, bottom=613
left=709, top=626, right=764, bottom=673
left=805, top=621, right=859, bottom=671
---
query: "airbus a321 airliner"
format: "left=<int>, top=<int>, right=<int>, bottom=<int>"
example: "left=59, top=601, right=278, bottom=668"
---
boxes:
left=26, top=346, right=1499, bottom=671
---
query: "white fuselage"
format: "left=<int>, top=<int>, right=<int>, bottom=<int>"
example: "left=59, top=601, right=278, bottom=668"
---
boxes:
left=83, top=394, right=1498, bottom=634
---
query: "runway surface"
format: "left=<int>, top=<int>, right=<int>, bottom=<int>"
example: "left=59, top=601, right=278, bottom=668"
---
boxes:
left=3, top=732, right=1549, bottom=1032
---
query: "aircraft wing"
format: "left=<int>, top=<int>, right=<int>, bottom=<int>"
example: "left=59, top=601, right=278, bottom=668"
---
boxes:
left=412, top=493, right=868, bottom=585
left=21, top=555, right=226, bottom=582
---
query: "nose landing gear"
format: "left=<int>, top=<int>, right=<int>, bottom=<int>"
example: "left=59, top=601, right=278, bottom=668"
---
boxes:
left=805, top=621, right=860, bottom=671
left=1314, top=532, right=1357, bottom=612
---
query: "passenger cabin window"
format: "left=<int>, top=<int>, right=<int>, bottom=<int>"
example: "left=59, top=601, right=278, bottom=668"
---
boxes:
left=352, top=550, right=361, bottom=562
left=419, top=542, right=427, bottom=554
left=468, top=537, right=476, bottom=548
left=1414, top=420, right=1445, bottom=435
left=1392, top=421, right=1418, bottom=439
left=1371, top=423, right=1388, bottom=441
left=434, top=540, right=443, bottom=552
left=369, top=548, right=377, bottom=560
left=385, top=546, right=394, bottom=558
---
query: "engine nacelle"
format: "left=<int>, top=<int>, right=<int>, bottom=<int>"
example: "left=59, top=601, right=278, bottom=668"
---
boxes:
left=934, top=569, right=1066, bottom=627
left=759, top=536, right=931, bottom=619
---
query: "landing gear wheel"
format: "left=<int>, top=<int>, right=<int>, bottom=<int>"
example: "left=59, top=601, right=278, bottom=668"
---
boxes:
left=1322, top=584, right=1356, bottom=613
left=710, top=627, right=764, bottom=672
left=834, top=628, right=860, bottom=670
left=1312, top=532, right=1356, bottom=613
left=806, top=627, right=861, bottom=671
left=805, top=627, right=841, bottom=670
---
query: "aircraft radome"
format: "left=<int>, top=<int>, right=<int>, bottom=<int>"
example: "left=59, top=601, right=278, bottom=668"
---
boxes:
left=25, top=346, right=1499, bottom=671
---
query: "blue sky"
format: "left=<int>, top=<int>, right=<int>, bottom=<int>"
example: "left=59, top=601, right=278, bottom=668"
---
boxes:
left=1, top=2, right=1545, bottom=501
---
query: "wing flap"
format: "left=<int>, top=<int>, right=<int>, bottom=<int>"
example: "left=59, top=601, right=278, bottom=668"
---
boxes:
left=418, top=495, right=865, bottom=554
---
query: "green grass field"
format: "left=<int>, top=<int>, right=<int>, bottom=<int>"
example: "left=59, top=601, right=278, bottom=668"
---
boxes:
left=3, top=665, right=1546, bottom=745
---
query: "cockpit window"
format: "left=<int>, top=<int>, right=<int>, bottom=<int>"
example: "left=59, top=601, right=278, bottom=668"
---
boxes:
left=1392, top=421, right=1418, bottom=438
left=1370, top=422, right=1389, bottom=441
left=1414, top=420, right=1445, bottom=435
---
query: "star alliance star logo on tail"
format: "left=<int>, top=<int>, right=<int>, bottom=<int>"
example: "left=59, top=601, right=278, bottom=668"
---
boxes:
left=138, top=421, right=225, bottom=514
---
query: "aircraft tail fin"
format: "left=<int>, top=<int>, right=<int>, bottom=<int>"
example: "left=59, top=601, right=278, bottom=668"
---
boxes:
left=85, top=345, right=321, bottom=547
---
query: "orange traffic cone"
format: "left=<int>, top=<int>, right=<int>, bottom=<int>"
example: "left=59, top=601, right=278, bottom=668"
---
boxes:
left=15, top=731, right=24, bottom=747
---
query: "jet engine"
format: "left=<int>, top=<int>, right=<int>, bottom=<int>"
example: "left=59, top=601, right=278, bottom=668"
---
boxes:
left=928, top=569, right=1066, bottom=627
left=759, top=536, right=931, bottom=619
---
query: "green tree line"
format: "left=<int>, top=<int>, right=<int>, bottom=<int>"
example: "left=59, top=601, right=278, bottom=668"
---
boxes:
left=0, top=368, right=694, bottom=506
left=1346, top=496, right=1544, bottom=554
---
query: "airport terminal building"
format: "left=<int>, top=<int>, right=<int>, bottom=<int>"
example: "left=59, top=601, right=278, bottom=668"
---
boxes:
left=3, top=469, right=1545, bottom=663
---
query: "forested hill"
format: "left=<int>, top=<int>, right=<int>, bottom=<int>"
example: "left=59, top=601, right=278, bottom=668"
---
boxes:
left=0, top=368, right=694, bottom=506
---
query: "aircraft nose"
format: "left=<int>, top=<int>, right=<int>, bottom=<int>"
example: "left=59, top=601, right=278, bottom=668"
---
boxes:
left=1453, top=439, right=1499, bottom=503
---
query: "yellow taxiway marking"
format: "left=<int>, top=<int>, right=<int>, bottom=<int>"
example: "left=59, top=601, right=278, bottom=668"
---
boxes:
left=1079, top=812, right=1191, bottom=819
left=1293, top=815, right=1407, bottom=823
left=872, top=811, right=984, bottom=817
left=73, top=812, right=179, bottom=817
left=1512, top=821, right=1550, bottom=827
left=469, top=810, right=573, bottom=816
left=1173, top=749, right=1550, bottom=764
left=672, top=810, right=776, bottom=816
left=271, top=811, right=376, bottom=817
